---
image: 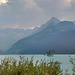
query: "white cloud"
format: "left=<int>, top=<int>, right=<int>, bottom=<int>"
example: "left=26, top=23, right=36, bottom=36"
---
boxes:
left=0, top=0, right=8, bottom=5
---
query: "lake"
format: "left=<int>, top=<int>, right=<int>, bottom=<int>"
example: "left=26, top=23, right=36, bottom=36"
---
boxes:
left=0, top=54, right=74, bottom=74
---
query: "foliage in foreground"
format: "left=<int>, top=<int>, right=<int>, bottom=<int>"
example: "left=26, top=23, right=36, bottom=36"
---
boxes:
left=0, top=55, right=74, bottom=75
left=0, top=56, right=63, bottom=75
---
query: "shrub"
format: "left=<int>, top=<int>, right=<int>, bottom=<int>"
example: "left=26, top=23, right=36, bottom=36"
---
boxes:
left=0, top=55, right=63, bottom=75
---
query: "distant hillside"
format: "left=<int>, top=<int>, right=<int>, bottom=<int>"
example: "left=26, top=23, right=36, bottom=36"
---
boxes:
left=0, top=27, right=39, bottom=51
left=73, top=21, right=75, bottom=24
left=7, top=17, right=75, bottom=54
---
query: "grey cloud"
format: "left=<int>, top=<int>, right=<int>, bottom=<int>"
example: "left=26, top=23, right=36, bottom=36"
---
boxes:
left=60, top=0, right=75, bottom=20
left=70, top=0, right=75, bottom=11
left=71, top=0, right=75, bottom=7
left=34, top=0, right=75, bottom=21
left=0, top=0, right=47, bottom=29
left=34, top=0, right=66, bottom=15
left=0, top=0, right=75, bottom=29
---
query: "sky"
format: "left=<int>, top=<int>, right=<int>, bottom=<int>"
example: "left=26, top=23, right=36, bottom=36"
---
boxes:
left=0, top=0, right=75, bottom=29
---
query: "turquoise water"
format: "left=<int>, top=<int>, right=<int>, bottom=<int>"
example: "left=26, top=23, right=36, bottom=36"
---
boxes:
left=0, top=54, right=74, bottom=74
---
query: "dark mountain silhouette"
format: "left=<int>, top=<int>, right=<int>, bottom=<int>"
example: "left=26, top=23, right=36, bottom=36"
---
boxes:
left=7, top=17, right=75, bottom=54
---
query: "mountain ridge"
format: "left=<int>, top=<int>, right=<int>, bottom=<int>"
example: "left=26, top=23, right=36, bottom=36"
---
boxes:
left=7, top=17, right=75, bottom=54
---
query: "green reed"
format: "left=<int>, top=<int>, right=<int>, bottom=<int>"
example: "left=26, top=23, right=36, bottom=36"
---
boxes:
left=0, top=52, right=74, bottom=75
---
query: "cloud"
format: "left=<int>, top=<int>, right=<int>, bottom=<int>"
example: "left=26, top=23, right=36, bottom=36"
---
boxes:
left=59, top=0, right=75, bottom=20
left=70, top=0, right=75, bottom=10
left=0, top=0, right=47, bottom=29
left=34, top=0, right=73, bottom=20
left=0, top=0, right=8, bottom=5
left=0, top=0, right=75, bottom=29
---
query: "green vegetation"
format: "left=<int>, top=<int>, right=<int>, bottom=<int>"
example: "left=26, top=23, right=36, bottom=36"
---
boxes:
left=0, top=56, right=63, bottom=75
left=0, top=51, right=74, bottom=75
left=69, top=56, right=75, bottom=75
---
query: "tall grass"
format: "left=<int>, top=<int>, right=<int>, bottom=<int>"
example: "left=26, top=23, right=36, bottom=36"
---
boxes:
left=0, top=54, right=74, bottom=75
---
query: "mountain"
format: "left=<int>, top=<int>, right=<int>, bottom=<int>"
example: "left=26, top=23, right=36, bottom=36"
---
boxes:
left=35, top=17, right=60, bottom=33
left=0, top=28, right=25, bottom=51
left=7, top=17, right=75, bottom=54
left=73, top=21, right=75, bottom=24
left=0, top=27, right=38, bottom=51
left=48, top=17, right=60, bottom=24
left=7, top=29, right=75, bottom=54
left=24, top=26, right=39, bottom=36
